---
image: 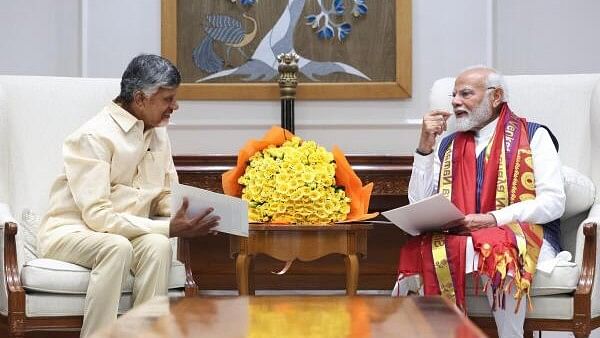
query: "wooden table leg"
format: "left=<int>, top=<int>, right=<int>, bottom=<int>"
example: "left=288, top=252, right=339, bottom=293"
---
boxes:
left=344, top=254, right=359, bottom=296
left=248, top=257, right=255, bottom=296
left=236, top=253, right=252, bottom=296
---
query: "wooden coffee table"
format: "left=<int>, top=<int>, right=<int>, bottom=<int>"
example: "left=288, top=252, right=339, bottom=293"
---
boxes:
left=92, top=296, right=486, bottom=338
left=229, top=223, right=372, bottom=295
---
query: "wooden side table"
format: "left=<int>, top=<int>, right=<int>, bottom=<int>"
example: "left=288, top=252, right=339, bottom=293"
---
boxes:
left=229, top=223, right=372, bottom=295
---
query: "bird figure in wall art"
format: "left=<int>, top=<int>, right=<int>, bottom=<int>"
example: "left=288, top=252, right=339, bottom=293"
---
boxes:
left=192, top=13, right=258, bottom=74
left=196, top=0, right=371, bottom=83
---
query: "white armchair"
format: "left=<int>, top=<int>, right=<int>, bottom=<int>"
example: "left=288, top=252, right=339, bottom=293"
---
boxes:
left=429, top=73, right=600, bottom=338
left=0, top=75, right=196, bottom=338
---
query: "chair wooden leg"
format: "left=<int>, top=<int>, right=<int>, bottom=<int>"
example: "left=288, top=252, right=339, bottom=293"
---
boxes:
left=523, top=329, right=534, bottom=338
left=8, top=315, right=24, bottom=338
left=8, top=330, right=24, bottom=338
left=574, top=331, right=590, bottom=338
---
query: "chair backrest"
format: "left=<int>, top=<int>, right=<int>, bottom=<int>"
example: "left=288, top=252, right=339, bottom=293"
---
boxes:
left=430, top=74, right=600, bottom=177
left=0, top=76, right=120, bottom=264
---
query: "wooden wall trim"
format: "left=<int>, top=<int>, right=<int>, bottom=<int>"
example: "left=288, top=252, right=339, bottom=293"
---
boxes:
left=174, top=154, right=413, bottom=199
left=174, top=155, right=413, bottom=169
left=173, top=154, right=413, bottom=169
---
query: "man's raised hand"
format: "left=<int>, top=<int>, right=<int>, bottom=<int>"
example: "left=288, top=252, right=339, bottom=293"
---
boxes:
left=417, top=110, right=451, bottom=154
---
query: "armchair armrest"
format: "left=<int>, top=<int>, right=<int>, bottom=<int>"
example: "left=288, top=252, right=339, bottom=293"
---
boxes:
left=571, top=201, right=600, bottom=332
left=4, top=221, right=26, bottom=295
left=1, top=203, right=26, bottom=317
left=573, top=222, right=596, bottom=330
left=3, top=217, right=26, bottom=332
left=0, top=203, right=16, bottom=229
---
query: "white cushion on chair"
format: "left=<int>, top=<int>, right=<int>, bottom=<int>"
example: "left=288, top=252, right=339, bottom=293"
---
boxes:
left=26, top=293, right=133, bottom=317
left=21, top=258, right=186, bottom=294
left=467, top=294, right=574, bottom=320
left=561, top=165, right=596, bottom=220
left=25, top=290, right=184, bottom=317
left=466, top=262, right=579, bottom=297
left=530, top=262, right=580, bottom=296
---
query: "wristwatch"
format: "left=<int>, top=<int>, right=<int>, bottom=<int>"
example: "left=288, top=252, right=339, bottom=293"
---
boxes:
left=415, top=148, right=433, bottom=156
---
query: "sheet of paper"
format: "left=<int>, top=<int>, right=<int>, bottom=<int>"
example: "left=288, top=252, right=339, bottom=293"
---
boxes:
left=170, top=183, right=249, bottom=237
left=381, top=193, right=465, bottom=236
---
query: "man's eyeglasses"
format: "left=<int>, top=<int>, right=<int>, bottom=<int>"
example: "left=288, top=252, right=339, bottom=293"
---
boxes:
left=450, top=87, right=497, bottom=99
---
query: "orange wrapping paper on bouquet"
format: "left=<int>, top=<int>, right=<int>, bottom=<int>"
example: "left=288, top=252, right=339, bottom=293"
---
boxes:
left=222, top=126, right=293, bottom=197
left=222, top=126, right=377, bottom=223
left=332, top=146, right=377, bottom=222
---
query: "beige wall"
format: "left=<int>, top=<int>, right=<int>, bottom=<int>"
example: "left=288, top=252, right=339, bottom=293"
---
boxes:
left=2, top=0, right=600, bottom=156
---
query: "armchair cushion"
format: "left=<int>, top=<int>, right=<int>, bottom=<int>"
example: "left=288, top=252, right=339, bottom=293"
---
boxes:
left=25, top=290, right=184, bottom=317
left=465, top=262, right=579, bottom=297
left=529, top=260, right=580, bottom=296
left=562, top=165, right=596, bottom=220
left=21, top=258, right=186, bottom=294
left=467, top=294, right=574, bottom=320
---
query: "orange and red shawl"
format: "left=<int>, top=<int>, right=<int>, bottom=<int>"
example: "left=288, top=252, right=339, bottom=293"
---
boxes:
left=397, top=104, right=543, bottom=310
left=222, top=126, right=377, bottom=222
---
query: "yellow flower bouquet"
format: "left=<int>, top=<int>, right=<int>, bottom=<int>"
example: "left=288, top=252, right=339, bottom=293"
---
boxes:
left=222, top=126, right=377, bottom=224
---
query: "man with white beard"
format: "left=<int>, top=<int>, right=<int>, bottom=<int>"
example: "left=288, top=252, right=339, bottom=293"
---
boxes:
left=395, top=67, right=565, bottom=338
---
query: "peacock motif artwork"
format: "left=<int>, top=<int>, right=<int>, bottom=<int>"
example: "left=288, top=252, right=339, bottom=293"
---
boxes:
left=192, top=13, right=258, bottom=74
left=192, top=0, right=370, bottom=82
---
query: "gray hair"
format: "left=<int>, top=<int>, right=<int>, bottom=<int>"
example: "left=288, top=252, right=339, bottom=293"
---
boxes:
left=116, top=54, right=181, bottom=104
left=461, top=65, right=509, bottom=102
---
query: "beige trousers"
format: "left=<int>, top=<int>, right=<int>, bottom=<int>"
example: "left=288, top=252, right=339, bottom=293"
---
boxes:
left=43, top=231, right=172, bottom=338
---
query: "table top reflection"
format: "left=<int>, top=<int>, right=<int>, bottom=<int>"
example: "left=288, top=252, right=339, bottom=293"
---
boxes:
left=92, top=296, right=486, bottom=338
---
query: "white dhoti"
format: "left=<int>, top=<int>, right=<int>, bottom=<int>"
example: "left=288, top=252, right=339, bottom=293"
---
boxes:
left=471, top=237, right=558, bottom=338
left=393, top=237, right=559, bottom=338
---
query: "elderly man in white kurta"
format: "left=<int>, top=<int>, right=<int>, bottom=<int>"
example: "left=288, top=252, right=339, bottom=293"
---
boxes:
left=37, top=54, right=220, bottom=337
left=395, top=67, right=565, bottom=338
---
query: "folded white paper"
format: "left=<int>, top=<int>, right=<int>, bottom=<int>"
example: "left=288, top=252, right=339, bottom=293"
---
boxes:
left=382, top=193, right=464, bottom=236
left=170, top=183, right=249, bottom=237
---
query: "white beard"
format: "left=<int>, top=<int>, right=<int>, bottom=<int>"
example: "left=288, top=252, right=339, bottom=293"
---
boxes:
left=455, top=93, right=493, bottom=132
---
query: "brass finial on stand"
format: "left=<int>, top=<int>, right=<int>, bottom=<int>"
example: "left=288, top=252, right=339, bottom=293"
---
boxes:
left=277, top=52, right=299, bottom=133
